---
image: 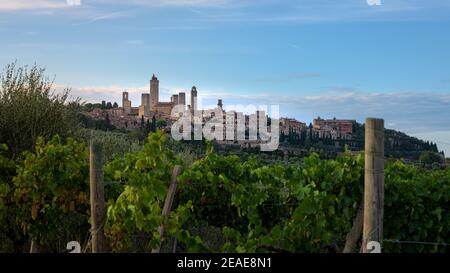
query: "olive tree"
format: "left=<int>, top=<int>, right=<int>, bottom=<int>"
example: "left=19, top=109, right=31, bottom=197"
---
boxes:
left=0, top=62, right=80, bottom=159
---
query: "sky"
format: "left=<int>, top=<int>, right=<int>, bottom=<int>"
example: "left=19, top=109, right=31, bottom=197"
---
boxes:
left=0, top=0, right=449, bottom=155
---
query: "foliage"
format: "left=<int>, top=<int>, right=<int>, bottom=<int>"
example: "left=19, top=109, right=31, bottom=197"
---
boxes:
left=419, top=151, right=443, bottom=165
left=0, top=62, right=80, bottom=159
left=383, top=161, right=450, bottom=252
left=178, top=148, right=365, bottom=252
left=0, top=144, right=23, bottom=252
left=177, top=145, right=449, bottom=253
left=352, top=123, right=440, bottom=160
left=82, top=101, right=117, bottom=111
left=156, top=118, right=167, bottom=129
left=74, top=128, right=142, bottom=163
left=0, top=144, right=16, bottom=221
left=0, top=130, right=448, bottom=253
left=104, top=131, right=203, bottom=252
left=78, top=112, right=116, bottom=131
left=12, top=136, right=90, bottom=249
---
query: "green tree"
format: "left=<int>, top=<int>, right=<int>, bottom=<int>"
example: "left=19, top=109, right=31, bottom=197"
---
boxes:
left=300, top=130, right=307, bottom=146
left=0, top=62, right=80, bottom=159
left=113, top=102, right=118, bottom=108
left=140, top=116, right=145, bottom=130
left=105, top=113, right=111, bottom=130
left=145, top=119, right=151, bottom=136
left=151, top=115, right=157, bottom=132
left=419, top=151, right=443, bottom=165
left=156, top=118, right=167, bottom=129
left=308, top=123, right=313, bottom=141
left=288, top=127, right=293, bottom=144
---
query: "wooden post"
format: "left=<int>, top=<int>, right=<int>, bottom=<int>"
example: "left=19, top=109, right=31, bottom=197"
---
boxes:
left=343, top=200, right=364, bottom=253
left=90, top=140, right=106, bottom=253
left=30, top=239, right=39, bottom=253
left=151, top=165, right=182, bottom=253
left=362, top=118, right=384, bottom=253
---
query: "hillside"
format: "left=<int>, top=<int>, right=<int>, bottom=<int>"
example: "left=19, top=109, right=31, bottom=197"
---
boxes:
left=351, top=123, right=442, bottom=160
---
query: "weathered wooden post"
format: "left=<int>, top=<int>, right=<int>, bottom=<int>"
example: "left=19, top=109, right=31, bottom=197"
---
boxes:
left=90, top=140, right=106, bottom=253
left=30, top=240, right=40, bottom=253
left=152, top=165, right=182, bottom=253
left=343, top=200, right=364, bottom=253
left=362, top=118, right=384, bottom=253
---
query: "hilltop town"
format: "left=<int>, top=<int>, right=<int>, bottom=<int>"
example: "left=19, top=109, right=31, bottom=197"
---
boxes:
left=80, top=74, right=443, bottom=161
left=82, top=74, right=356, bottom=141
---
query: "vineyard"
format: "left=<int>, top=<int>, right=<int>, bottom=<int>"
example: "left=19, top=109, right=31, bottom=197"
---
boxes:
left=0, top=131, right=449, bottom=253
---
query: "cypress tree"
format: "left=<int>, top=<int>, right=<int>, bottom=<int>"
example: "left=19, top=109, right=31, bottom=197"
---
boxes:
left=151, top=115, right=157, bottom=132
left=140, top=115, right=145, bottom=129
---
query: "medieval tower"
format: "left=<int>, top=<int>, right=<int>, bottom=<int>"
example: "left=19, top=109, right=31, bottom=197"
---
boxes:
left=122, top=91, right=131, bottom=115
left=150, top=74, right=159, bottom=111
left=178, top=92, right=186, bottom=108
left=191, top=86, right=198, bottom=113
left=139, top=93, right=150, bottom=117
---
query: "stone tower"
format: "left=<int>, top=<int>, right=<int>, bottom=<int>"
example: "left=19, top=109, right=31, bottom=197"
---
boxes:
left=191, top=86, right=198, bottom=113
left=150, top=74, right=159, bottom=111
left=140, top=93, right=150, bottom=117
left=122, top=91, right=131, bottom=115
left=172, top=94, right=179, bottom=105
left=141, top=93, right=150, bottom=108
left=178, top=92, right=186, bottom=109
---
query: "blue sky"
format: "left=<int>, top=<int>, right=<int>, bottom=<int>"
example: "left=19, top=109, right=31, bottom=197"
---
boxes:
left=1, top=0, right=450, bottom=155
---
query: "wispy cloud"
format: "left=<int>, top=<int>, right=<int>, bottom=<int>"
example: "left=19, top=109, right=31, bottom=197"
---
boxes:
left=0, top=0, right=227, bottom=11
left=183, top=0, right=450, bottom=24
left=132, top=0, right=230, bottom=8
left=0, top=0, right=72, bottom=11
left=71, top=10, right=131, bottom=25
left=3, top=0, right=450, bottom=25
left=255, top=73, right=321, bottom=84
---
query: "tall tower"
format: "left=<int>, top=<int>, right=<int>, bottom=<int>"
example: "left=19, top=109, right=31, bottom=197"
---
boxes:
left=172, top=94, right=179, bottom=105
left=122, top=91, right=131, bottom=115
left=140, top=93, right=150, bottom=117
left=150, top=74, right=159, bottom=111
left=178, top=92, right=186, bottom=108
left=191, top=86, right=198, bottom=113
left=218, top=99, right=223, bottom=109
left=122, top=91, right=129, bottom=107
left=141, top=93, right=150, bottom=108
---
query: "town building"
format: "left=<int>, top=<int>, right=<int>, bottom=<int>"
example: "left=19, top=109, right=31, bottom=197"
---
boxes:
left=280, top=118, right=307, bottom=135
left=94, top=75, right=358, bottom=144
left=119, top=74, right=199, bottom=118
left=313, top=116, right=355, bottom=139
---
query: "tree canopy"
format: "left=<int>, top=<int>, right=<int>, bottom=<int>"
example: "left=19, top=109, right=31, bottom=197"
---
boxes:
left=0, top=62, right=80, bottom=158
